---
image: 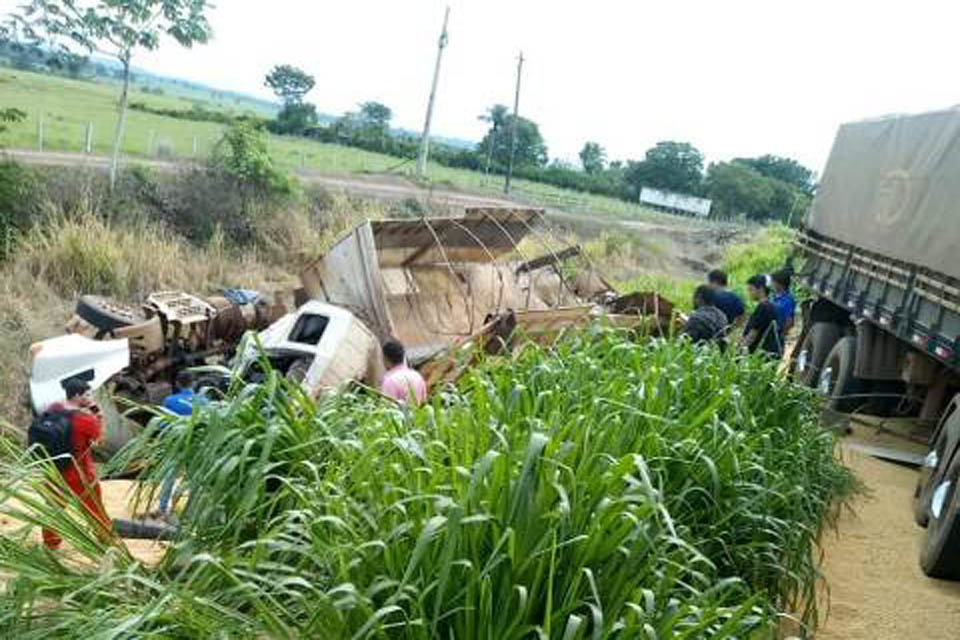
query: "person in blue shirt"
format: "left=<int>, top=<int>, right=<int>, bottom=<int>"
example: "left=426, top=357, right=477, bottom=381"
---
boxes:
left=708, top=269, right=746, bottom=328
left=163, top=370, right=201, bottom=416
left=771, top=270, right=796, bottom=338
left=151, top=370, right=206, bottom=519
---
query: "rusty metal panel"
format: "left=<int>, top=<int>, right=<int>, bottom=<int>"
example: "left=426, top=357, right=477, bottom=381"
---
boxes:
left=370, top=208, right=544, bottom=266
left=298, top=222, right=396, bottom=340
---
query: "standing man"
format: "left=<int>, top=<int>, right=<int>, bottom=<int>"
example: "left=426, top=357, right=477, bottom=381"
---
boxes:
left=151, top=370, right=205, bottom=519
left=381, top=340, right=428, bottom=406
left=740, top=274, right=782, bottom=357
left=771, top=270, right=796, bottom=338
left=682, top=285, right=729, bottom=346
left=41, top=378, right=112, bottom=550
left=707, top=269, right=745, bottom=328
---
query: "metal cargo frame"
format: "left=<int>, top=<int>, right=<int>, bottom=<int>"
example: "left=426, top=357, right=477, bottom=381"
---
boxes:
left=797, top=229, right=960, bottom=369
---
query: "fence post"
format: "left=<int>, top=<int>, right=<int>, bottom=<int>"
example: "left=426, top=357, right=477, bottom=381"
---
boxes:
left=37, top=111, right=43, bottom=152
left=192, top=136, right=198, bottom=156
left=84, top=122, right=93, bottom=154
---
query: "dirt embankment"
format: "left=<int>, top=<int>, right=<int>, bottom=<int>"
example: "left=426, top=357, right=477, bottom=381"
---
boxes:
left=815, top=450, right=960, bottom=639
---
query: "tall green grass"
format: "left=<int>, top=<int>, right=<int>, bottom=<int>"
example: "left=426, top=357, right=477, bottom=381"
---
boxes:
left=0, top=327, right=850, bottom=638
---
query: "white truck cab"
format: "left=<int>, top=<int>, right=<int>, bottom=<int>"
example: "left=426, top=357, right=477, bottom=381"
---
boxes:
left=29, top=334, right=130, bottom=414
left=237, top=301, right=384, bottom=398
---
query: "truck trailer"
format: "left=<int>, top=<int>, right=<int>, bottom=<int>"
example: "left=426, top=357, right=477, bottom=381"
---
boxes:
left=790, top=108, right=960, bottom=578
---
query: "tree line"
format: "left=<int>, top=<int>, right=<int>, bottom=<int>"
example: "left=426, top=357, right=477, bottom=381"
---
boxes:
left=262, top=65, right=815, bottom=222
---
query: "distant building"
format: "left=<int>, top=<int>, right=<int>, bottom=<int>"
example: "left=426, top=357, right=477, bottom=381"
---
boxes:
left=640, top=187, right=712, bottom=218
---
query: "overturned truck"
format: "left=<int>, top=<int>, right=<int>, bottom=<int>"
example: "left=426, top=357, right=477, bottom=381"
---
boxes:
left=30, top=207, right=672, bottom=453
left=255, top=207, right=670, bottom=393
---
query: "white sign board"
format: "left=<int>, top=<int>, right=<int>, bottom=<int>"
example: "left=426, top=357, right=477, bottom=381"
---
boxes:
left=640, top=187, right=712, bottom=217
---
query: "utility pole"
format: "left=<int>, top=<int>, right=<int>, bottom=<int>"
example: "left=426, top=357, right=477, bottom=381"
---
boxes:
left=504, top=52, right=524, bottom=195
left=416, top=6, right=450, bottom=179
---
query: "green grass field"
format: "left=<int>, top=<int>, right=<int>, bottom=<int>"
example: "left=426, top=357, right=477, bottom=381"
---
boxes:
left=0, top=69, right=732, bottom=223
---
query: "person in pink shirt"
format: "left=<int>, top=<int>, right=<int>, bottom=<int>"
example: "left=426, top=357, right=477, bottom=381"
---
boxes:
left=380, top=340, right=428, bottom=406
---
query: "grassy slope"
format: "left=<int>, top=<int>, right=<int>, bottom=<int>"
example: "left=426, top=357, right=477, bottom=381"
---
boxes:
left=616, top=225, right=794, bottom=311
left=1, top=69, right=707, bottom=222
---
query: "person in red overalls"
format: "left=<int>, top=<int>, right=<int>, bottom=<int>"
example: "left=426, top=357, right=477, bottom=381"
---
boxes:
left=42, top=378, right=113, bottom=550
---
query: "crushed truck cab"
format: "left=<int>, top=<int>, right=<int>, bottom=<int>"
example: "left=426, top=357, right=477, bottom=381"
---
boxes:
left=237, top=301, right=383, bottom=398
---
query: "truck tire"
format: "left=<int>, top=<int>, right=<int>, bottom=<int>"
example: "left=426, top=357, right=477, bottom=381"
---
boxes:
left=819, top=336, right=861, bottom=412
left=76, top=296, right=143, bottom=332
left=915, top=430, right=952, bottom=527
left=920, top=452, right=960, bottom=579
left=796, top=322, right=843, bottom=387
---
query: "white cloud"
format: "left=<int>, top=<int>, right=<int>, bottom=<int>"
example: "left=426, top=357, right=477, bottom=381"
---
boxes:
left=4, top=0, right=959, bottom=172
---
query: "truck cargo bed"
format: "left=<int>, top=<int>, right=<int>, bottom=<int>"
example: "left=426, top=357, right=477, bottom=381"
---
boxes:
left=797, top=229, right=960, bottom=370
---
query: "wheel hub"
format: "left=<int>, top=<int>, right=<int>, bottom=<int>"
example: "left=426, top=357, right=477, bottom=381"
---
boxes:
left=797, top=349, right=809, bottom=374
left=932, top=480, right=952, bottom=519
left=818, top=366, right=834, bottom=395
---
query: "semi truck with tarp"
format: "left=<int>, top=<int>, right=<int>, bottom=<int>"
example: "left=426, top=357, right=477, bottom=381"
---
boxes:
left=789, top=108, right=960, bottom=578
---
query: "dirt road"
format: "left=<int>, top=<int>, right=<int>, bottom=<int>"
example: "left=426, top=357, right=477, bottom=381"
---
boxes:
left=816, top=449, right=960, bottom=639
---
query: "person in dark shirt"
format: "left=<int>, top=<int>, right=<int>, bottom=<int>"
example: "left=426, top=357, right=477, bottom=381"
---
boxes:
left=707, top=269, right=745, bottom=327
left=682, top=285, right=728, bottom=346
left=771, top=269, right=796, bottom=338
left=740, top=274, right=782, bottom=357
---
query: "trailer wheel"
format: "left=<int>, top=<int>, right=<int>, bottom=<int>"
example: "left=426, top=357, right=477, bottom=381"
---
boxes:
left=76, top=296, right=143, bottom=332
left=796, top=322, right=843, bottom=387
left=819, top=336, right=861, bottom=412
left=920, top=452, right=960, bottom=579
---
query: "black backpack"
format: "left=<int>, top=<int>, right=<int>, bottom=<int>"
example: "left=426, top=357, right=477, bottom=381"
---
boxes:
left=28, top=411, right=74, bottom=471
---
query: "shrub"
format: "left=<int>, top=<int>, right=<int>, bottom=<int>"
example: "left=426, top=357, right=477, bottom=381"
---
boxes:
left=0, top=160, right=42, bottom=260
left=213, top=120, right=293, bottom=198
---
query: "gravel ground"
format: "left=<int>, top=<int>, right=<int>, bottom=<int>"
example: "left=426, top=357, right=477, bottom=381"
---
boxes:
left=815, top=449, right=960, bottom=639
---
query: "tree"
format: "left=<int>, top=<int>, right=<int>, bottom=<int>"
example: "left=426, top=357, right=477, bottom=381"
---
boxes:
left=359, top=101, right=392, bottom=130
left=478, top=104, right=510, bottom=175
left=12, top=0, right=213, bottom=191
left=704, top=161, right=774, bottom=220
left=213, top=120, right=291, bottom=214
left=734, top=154, right=816, bottom=195
left=358, top=101, right=392, bottom=150
left=272, top=103, right=318, bottom=135
left=264, top=64, right=315, bottom=105
left=625, top=141, right=704, bottom=198
left=579, top=142, right=606, bottom=174
left=477, top=114, right=547, bottom=170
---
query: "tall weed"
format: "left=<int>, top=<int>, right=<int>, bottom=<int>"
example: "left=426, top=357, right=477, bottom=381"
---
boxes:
left=14, top=215, right=291, bottom=300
